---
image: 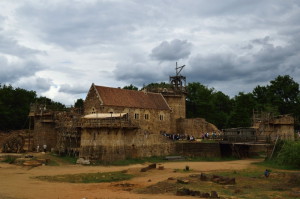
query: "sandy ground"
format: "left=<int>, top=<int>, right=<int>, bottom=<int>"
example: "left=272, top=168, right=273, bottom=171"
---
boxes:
left=0, top=157, right=261, bottom=199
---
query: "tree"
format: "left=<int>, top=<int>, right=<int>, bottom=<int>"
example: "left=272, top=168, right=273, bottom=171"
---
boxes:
left=186, top=82, right=214, bottom=119
left=210, top=91, right=232, bottom=129
left=268, top=75, right=300, bottom=115
left=0, top=84, right=36, bottom=130
left=186, top=82, right=232, bottom=129
left=227, top=92, right=257, bottom=128
left=122, top=84, right=138, bottom=91
left=74, top=98, right=84, bottom=109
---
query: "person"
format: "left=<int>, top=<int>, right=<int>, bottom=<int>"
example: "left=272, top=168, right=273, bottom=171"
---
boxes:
left=43, top=144, right=47, bottom=152
left=36, top=145, right=40, bottom=152
left=264, top=169, right=270, bottom=177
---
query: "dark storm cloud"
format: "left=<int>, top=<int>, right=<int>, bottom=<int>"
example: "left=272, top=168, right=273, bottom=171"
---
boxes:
left=150, top=39, right=192, bottom=61
left=2, top=0, right=300, bottom=103
left=0, top=55, right=42, bottom=83
left=17, top=1, right=157, bottom=49
left=59, top=84, right=88, bottom=95
left=187, top=35, right=300, bottom=88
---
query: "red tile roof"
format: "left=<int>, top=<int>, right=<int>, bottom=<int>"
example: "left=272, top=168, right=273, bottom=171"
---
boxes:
left=94, top=85, right=170, bottom=110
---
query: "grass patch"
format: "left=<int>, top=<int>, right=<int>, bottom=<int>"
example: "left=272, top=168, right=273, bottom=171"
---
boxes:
left=49, top=153, right=77, bottom=165
left=35, top=171, right=133, bottom=183
left=139, top=166, right=296, bottom=199
left=99, top=156, right=166, bottom=166
left=254, top=160, right=300, bottom=170
left=99, top=156, right=238, bottom=166
left=1, top=156, right=17, bottom=164
left=214, top=169, right=264, bottom=178
left=46, top=159, right=60, bottom=166
left=185, top=156, right=238, bottom=162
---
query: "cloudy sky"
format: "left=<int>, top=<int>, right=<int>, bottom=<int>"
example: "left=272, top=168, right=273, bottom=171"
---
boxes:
left=1, top=0, right=300, bottom=105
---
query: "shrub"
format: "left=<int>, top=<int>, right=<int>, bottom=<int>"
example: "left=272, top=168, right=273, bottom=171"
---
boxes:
left=275, top=141, right=300, bottom=169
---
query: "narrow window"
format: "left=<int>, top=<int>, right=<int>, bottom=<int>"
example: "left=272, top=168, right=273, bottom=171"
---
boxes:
left=144, top=114, right=149, bottom=120
left=134, top=113, right=139, bottom=119
left=159, top=115, right=164, bottom=121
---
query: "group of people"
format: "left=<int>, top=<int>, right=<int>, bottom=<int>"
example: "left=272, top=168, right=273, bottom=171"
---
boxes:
left=162, top=133, right=196, bottom=141
left=201, top=132, right=220, bottom=140
left=162, top=131, right=222, bottom=141
left=36, top=144, right=47, bottom=152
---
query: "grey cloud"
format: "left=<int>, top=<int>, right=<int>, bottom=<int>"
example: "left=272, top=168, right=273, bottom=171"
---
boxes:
left=251, top=36, right=271, bottom=45
left=150, top=39, right=192, bottom=61
left=0, top=55, right=43, bottom=83
left=59, top=84, right=88, bottom=94
left=15, top=77, right=52, bottom=93
left=187, top=36, right=300, bottom=89
left=17, top=1, right=157, bottom=48
left=0, top=34, right=42, bottom=58
left=114, top=62, right=167, bottom=87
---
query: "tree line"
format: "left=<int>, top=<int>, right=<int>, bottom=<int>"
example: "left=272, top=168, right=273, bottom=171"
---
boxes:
left=1, top=75, right=299, bottom=131
left=139, top=75, right=300, bottom=130
left=186, top=75, right=300, bottom=129
left=0, top=84, right=66, bottom=131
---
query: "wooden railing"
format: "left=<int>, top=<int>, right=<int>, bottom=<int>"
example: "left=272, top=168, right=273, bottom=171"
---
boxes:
left=79, top=118, right=138, bottom=129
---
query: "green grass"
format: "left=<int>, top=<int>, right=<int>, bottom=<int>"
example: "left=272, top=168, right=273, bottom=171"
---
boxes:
left=1, top=156, right=17, bottom=164
left=35, top=171, right=133, bottom=183
left=99, top=156, right=238, bottom=166
left=254, top=160, right=300, bottom=170
left=46, top=159, right=60, bottom=166
left=98, top=156, right=167, bottom=166
left=49, top=153, right=77, bottom=165
left=185, top=156, right=238, bottom=162
left=214, top=169, right=264, bottom=178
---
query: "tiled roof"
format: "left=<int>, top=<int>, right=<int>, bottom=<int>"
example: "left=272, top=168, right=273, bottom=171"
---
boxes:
left=94, top=85, right=170, bottom=110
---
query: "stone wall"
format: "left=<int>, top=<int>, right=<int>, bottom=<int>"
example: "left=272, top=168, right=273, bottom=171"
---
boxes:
left=176, top=118, right=220, bottom=138
left=84, top=85, right=172, bottom=134
left=256, top=115, right=294, bottom=141
left=175, top=142, right=221, bottom=158
left=80, top=128, right=175, bottom=162
left=163, top=93, right=186, bottom=134
left=84, top=85, right=103, bottom=115
left=33, top=119, right=57, bottom=151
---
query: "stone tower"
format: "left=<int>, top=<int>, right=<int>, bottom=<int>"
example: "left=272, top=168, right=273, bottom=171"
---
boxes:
left=161, top=63, right=187, bottom=134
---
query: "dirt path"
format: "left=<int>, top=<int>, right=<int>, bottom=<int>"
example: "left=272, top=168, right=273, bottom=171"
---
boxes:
left=0, top=159, right=261, bottom=199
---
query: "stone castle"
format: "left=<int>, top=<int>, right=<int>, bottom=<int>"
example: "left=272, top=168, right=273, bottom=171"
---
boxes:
left=29, top=68, right=219, bottom=162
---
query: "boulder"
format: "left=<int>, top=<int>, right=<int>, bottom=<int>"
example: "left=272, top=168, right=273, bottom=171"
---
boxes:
left=76, top=158, right=90, bottom=165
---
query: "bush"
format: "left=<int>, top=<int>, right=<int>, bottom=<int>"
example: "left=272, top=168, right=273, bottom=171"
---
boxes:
left=275, top=141, right=300, bottom=169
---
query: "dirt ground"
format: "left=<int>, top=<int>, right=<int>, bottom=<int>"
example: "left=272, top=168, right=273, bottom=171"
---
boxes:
left=0, top=153, right=262, bottom=199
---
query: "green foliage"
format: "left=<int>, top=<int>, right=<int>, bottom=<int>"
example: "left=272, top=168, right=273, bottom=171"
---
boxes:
left=122, top=84, right=138, bottom=90
left=186, top=75, right=300, bottom=129
left=227, top=92, right=257, bottom=127
left=259, top=140, right=300, bottom=169
left=1, top=156, right=17, bottom=164
left=186, top=82, right=232, bottom=129
left=35, top=96, right=66, bottom=110
left=275, top=141, right=300, bottom=169
left=0, top=84, right=36, bottom=130
left=35, top=171, right=133, bottom=183
left=74, top=98, right=84, bottom=108
left=0, top=84, right=66, bottom=131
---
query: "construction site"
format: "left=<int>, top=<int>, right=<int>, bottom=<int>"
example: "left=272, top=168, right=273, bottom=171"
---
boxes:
left=0, top=65, right=296, bottom=163
left=0, top=66, right=299, bottom=199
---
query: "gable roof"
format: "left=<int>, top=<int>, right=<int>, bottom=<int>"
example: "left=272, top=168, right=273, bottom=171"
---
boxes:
left=94, top=85, right=170, bottom=110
